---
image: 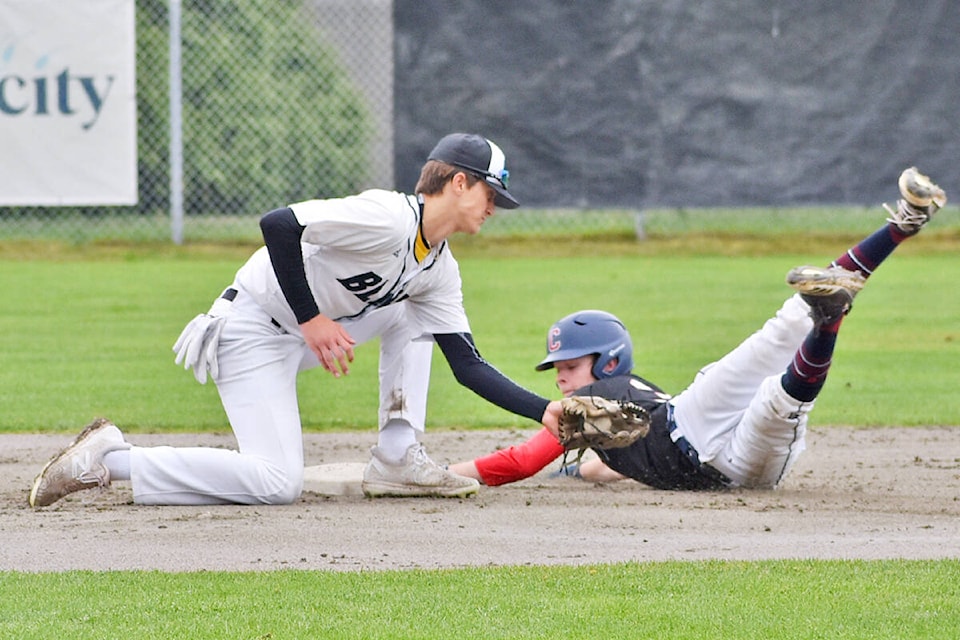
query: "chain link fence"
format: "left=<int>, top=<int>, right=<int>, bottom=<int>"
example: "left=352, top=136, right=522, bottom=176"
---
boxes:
left=0, top=0, right=394, bottom=244
left=8, top=1, right=931, bottom=244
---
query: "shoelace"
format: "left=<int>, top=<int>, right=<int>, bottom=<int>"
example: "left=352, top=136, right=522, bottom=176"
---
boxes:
left=75, top=469, right=108, bottom=487
left=72, top=450, right=109, bottom=488
left=411, top=444, right=430, bottom=467
left=883, top=199, right=929, bottom=230
left=72, top=454, right=110, bottom=504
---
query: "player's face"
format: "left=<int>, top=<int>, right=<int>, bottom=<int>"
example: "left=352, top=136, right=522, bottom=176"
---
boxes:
left=553, top=355, right=598, bottom=396
left=456, top=177, right=497, bottom=234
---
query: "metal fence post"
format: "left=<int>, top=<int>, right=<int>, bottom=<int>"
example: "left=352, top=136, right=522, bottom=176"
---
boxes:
left=169, top=0, right=184, bottom=244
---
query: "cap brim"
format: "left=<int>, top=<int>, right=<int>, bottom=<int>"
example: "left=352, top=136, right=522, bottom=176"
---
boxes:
left=487, top=179, right=519, bottom=209
left=534, top=357, right=556, bottom=371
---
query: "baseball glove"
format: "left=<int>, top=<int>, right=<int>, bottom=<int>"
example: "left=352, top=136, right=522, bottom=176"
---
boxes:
left=557, top=395, right=651, bottom=452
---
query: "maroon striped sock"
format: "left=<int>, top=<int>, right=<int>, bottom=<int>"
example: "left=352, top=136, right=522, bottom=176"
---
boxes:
left=832, top=224, right=905, bottom=278
left=781, top=323, right=840, bottom=402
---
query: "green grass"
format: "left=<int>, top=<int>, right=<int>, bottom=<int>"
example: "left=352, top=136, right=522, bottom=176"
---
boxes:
left=1, top=232, right=958, bottom=432
left=4, top=561, right=960, bottom=639
left=4, top=228, right=960, bottom=637
left=4, top=204, right=959, bottom=243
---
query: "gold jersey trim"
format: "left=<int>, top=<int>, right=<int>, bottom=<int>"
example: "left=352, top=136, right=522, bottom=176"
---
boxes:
left=414, top=223, right=431, bottom=262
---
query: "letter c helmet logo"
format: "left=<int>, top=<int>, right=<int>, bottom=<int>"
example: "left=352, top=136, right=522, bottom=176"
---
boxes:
left=547, top=326, right=562, bottom=353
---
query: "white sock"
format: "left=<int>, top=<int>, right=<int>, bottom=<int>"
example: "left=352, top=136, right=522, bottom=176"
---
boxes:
left=377, top=420, right=418, bottom=462
left=103, top=449, right=131, bottom=481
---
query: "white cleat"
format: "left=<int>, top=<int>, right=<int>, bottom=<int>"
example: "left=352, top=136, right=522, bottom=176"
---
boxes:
left=29, top=418, right=130, bottom=508
left=899, top=166, right=946, bottom=209
left=362, top=443, right=479, bottom=498
left=786, top=265, right=866, bottom=327
left=884, top=166, right=947, bottom=235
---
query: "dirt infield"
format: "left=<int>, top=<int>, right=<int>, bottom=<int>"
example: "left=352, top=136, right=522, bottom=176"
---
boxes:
left=3, top=427, right=959, bottom=572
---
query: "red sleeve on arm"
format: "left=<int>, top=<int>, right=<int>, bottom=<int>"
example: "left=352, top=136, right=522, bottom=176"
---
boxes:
left=474, top=427, right=565, bottom=486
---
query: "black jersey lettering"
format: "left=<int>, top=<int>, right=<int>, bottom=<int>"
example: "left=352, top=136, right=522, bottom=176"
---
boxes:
left=338, top=272, right=386, bottom=302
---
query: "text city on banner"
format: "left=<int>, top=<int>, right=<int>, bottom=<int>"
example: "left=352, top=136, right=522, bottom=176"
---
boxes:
left=0, top=0, right=137, bottom=205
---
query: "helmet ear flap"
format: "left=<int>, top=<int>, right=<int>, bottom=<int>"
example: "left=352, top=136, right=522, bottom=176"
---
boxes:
left=590, top=336, right=633, bottom=379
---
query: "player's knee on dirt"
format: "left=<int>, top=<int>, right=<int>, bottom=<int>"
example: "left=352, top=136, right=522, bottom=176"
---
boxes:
left=256, top=465, right=304, bottom=505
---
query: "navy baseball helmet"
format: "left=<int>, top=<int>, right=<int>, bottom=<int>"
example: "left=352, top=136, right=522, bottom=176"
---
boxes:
left=535, top=310, right=634, bottom=379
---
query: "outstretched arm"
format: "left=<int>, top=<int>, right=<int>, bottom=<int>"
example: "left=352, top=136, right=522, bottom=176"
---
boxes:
left=434, top=332, right=550, bottom=423
left=448, top=427, right=627, bottom=485
left=449, top=427, right=564, bottom=486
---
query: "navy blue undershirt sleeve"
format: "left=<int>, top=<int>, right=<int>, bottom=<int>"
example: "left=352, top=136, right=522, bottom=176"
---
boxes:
left=434, top=332, right=550, bottom=423
left=260, top=207, right=320, bottom=324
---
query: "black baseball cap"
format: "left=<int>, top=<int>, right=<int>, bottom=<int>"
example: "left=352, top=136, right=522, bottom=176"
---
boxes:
left=427, top=133, right=519, bottom=209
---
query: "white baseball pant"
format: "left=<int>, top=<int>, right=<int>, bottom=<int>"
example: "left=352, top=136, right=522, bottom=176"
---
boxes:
left=130, top=287, right=430, bottom=505
left=671, top=294, right=815, bottom=488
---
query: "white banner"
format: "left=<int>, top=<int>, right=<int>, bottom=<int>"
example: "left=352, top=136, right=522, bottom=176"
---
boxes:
left=0, top=0, right=137, bottom=205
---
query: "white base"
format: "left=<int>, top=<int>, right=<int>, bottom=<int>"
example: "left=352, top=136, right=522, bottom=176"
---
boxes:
left=302, top=462, right=366, bottom=496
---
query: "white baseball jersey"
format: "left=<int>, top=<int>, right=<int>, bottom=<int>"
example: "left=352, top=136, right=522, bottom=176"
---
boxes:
left=234, top=189, right=471, bottom=337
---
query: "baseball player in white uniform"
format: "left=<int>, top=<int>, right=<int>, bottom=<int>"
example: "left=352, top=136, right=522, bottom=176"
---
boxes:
left=30, top=133, right=559, bottom=507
